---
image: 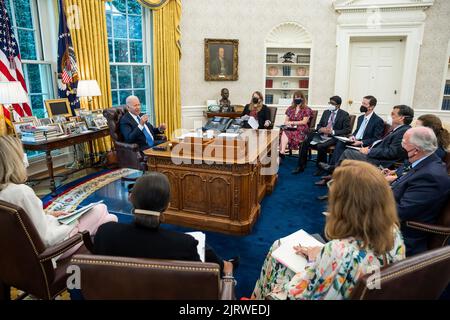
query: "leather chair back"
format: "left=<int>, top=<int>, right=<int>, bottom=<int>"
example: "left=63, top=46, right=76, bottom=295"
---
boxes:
left=351, top=246, right=450, bottom=300
left=0, top=200, right=55, bottom=299
left=71, top=254, right=234, bottom=300
left=309, top=110, right=318, bottom=130
left=444, top=151, right=450, bottom=174
left=349, top=115, right=357, bottom=132
left=103, top=106, right=127, bottom=144
left=429, top=196, right=450, bottom=249
left=267, top=106, right=277, bottom=129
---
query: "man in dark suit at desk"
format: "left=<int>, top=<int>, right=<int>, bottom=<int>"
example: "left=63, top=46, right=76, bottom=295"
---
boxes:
left=384, top=127, right=450, bottom=256
left=320, top=104, right=414, bottom=171
left=327, top=95, right=385, bottom=166
left=119, top=95, right=166, bottom=151
left=292, top=96, right=351, bottom=175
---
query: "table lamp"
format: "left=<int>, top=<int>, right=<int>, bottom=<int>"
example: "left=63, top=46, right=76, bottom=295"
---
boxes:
left=0, top=81, right=29, bottom=122
left=77, top=80, right=101, bottom=110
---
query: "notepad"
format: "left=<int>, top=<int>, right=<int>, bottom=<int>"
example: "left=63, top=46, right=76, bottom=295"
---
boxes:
left=334, top=136, right=353, bottom=143
left=271, top=229, right=325, bottom=273
left=185, top=231, right=206, bottom=262
left=55, top=201, right=103, bottom=225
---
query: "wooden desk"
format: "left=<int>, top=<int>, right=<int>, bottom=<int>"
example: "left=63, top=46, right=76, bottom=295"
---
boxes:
left=22, top=128, right=110, bottom=196
left=203, top=111, right=242, bottom=119
left=144, top=130, right=278, bottom=235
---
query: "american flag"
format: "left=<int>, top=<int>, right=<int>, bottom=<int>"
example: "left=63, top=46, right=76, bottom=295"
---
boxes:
left=0, top=0, right=32, bottom=126
left=57, top=0, right=79, bottom=113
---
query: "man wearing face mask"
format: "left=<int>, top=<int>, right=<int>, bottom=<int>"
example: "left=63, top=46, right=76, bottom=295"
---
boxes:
left=293, top=95, right=351, bottom=175
left=320, top=105, right=414, bottom=173
left=383, top=127, right=450, bottom=256
left=324, top=95, right=384, bottom=169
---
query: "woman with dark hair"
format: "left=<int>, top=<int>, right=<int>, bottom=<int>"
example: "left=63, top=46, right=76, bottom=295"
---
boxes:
left=241, top=91, right=271, bottom=129
left=416, top=114, right=450, bottom=161
left=279, top=91, right=313, bottom=157
left=93, top=172, right=237, bottom=277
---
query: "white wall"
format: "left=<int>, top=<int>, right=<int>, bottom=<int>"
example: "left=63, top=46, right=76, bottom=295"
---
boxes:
left=179, top=0, right=450, bottom=128
left=413, top=0, right=450, bottom=109
left=180, top=0, right=337, bottom=108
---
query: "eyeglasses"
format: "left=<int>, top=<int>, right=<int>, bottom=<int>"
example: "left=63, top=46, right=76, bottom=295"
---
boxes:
left=329, top=102, right=337, bottom=106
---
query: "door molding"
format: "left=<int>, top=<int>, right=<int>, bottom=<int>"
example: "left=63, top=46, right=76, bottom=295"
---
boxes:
left=333, top=0, right=434, bottom=108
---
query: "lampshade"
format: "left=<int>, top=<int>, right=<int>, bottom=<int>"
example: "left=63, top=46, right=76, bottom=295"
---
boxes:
left=77, top=80, right=101, bottom=97
left=0, top=81, right=29, bottom=104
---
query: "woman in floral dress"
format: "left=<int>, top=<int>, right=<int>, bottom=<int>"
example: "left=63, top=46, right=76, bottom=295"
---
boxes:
left=252, top=160, right=406, bottom=300
left=279, top=91, right=313, bottom=157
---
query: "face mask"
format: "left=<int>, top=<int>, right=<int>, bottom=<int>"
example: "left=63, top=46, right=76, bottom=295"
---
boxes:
left=403, top=147, right=417, bottom=158
left=360, top=105, right=368, bottom=113
left=386, top=115, right=393, bottom=126
left=23, top=153, right=29, bottom=168
left=252, top=97, right=259, bottom=104
left=294, top=98, right=303, bottom=105
left=328, top=104, right=337, bottom=111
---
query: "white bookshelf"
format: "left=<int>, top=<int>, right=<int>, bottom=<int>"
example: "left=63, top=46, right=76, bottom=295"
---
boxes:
left=265, top=47, right=311, bottom=106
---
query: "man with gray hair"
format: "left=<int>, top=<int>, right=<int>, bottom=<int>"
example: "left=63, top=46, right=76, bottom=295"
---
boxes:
left=384, top=126, right=450, bottom=256
left=119, top=95, right=166, bottom=151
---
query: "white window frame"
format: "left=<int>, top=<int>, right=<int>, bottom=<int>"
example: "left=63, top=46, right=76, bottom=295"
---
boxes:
left=107, top=0, right=154, bottom=122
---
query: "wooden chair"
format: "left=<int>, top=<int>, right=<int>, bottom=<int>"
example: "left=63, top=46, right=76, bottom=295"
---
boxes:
left=71, top=254, right=236, bottom=300
left=0, top=200, right=92, bottom=300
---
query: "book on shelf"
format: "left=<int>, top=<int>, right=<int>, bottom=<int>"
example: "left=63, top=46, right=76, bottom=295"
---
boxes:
left=265, top=94, right=274, bottom=104
left=266, top=79, right=273, bottom=88
left=299, top=79, right=309, bottom=88
left=282, top=65, right=291, bottom=76
left=271, top=229, right=325, bottom=273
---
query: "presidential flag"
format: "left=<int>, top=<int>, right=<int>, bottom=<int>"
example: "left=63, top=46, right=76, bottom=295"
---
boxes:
left=57, top=0, right=80, bottom=113
left=0, top=0, right=32, bottom=126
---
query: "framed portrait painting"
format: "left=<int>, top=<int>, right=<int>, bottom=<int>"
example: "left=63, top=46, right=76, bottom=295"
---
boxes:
left=205, top=39, right=238, bottom=81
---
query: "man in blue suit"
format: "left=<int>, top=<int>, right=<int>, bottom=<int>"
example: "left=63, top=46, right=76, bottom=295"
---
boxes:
left=119, top=96, right=166, bottom=151
left=384, top=127, right=450, bottom=256
left=328, top=95, right=385, bottom=166
left=320, top=104, right=413, bottom=171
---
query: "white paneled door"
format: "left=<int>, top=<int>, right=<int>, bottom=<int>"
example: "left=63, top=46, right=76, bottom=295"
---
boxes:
left=348, top=38, right=405, bottom=115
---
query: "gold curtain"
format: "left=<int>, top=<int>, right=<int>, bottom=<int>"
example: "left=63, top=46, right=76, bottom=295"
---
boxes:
left=139, top=0, right=181, bottom=138
left=0, top=105, right=7, bottom=136
left=63, top=0, right=112, bottom=154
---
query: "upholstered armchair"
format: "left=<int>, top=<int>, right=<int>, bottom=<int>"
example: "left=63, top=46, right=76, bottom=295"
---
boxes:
left=406, top=195, right=450, bottom=250
left=350, top=246, right=450, bottom=300
left=103, top=106, right=148, bottom=173
left=0, top=200, right=93, bottom=300
left=70, top=254, right=236, bottom=300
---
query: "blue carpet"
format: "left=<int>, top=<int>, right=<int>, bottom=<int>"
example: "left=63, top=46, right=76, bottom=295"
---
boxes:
left=71, top=157, right=327, bottom=298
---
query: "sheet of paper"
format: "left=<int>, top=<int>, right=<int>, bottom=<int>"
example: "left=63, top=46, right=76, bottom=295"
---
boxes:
left=345, top=146, right=362, bottom=151
left=185, top=231, right=206, bottom=262
left=271, top=229, right=325, bottom=273
left=334, top=136, right=352, bottom=143
left=248, top=116, right=259, bottom=129
left=218, top=132, right=239, bottom=138
left=56, top=200, right=103, bottom=225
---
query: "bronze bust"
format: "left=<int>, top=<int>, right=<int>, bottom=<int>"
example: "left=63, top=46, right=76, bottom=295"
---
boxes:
left=219, top=88, right=234, bottom=112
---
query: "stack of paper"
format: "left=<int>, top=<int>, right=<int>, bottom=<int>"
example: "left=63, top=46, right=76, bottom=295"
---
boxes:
left=56, top=201, right=103, bottom=225
left=271, top=229, right=325, bottom=273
